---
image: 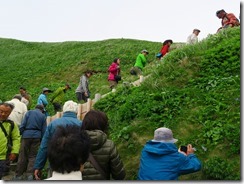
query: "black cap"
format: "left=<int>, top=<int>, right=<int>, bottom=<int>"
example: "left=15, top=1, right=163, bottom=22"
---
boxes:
left=216, top=9, right=225, bottom=16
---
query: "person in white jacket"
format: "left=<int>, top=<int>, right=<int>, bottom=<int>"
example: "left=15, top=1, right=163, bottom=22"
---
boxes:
left=186, top=29, right=201, bottom=44
left=6, top=94, right=27, bottom=127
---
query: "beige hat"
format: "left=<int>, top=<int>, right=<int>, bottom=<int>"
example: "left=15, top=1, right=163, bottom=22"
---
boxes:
left=42, top=87, right=52, bottom=93
left=152, top=127, right=178, bottom=143
left=141, top=49, right=149, bottom=54
left=63, top=100, right=78, bottom=113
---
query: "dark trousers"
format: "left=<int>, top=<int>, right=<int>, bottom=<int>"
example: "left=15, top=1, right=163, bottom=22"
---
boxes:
left=52, top=102, right=62, bottom=113
left=0, top=160, right=10, bottom=179
left=76, top=92, right=88, bottom=103
left=16, top=138, right=41, bottom=177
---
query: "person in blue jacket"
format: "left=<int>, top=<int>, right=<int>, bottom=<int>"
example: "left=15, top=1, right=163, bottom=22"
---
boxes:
left=37, top=88, right=53, bottom=117
left=33, top=100, right=82, bottom=180
left=138, top=127, right=201, bottom=180
left=15, top=104, right=46, bottom=180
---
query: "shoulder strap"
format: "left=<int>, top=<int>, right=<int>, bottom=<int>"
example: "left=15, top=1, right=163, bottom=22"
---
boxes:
left=0, top=120, right=14, bottom=138
left=0, top=121, right=14, bottom=159
left=88, top=153, right=107, bottom=179
left=0, top=122, right=8, bottom=137
left=5, top=120, right=14, bottom=133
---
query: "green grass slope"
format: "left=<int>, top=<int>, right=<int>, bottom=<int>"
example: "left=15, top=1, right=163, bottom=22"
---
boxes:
left=94, top=27, right=240, bottom=180
left=0, top=38, right=163, bottom=112
left=0, top=27, right=240, bottom=180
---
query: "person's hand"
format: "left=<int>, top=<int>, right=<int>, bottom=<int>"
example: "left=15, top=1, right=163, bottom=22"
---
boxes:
left=34, top=169, right=41, bottom=180
left=84, top=92, right=88, bottom=97
left=186, top=144, right=195, bottom=155
left=117, top=65, right=120, bottom=69
left=216, top=27, right=222, bottom=33
left=9, top=153, right=17, bottom=161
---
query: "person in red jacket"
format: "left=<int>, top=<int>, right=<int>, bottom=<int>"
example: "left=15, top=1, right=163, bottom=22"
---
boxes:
left=107, top=58, right=121, bottom=90
left=216, top=9, right=240, bottom=33
left=156, top=39, right=173, bottom=60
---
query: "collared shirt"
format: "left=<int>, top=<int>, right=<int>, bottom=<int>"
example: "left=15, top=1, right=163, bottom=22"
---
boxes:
left=6, top=98, right=28, bottom=126
left=187, top=33, right=198, bottom=44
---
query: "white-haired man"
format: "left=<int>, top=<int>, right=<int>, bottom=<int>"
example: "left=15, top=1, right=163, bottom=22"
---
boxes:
left=33, top=100, right=81, bottom=180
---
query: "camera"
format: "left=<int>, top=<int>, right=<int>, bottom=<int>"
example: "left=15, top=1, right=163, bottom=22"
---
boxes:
left=180, top=146, right=188, bottom=153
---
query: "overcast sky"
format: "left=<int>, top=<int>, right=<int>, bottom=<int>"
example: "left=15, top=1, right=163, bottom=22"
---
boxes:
left=0, top=0, right=241, bottom=43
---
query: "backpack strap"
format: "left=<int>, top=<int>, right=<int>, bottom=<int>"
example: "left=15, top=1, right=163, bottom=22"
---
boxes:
left=0, top=120, right=14, bottom=159
left=0, top=122, right=8, bottom=137
left=88, top=153, right=107, bottom=179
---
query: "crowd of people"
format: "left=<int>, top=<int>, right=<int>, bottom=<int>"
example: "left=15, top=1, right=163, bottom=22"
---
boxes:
left=0, top=99, right=127, bottom=180
left=0, top=97, right=200, bottom=180
left=0, top=8, right=240, bottom=181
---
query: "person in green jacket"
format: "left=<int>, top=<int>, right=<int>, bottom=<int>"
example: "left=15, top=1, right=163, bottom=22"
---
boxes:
left=50, top=83, right=71, bottom=113
left=130, top=49, right=149, bottom=76
left=0, top=102, right=20, bottom=179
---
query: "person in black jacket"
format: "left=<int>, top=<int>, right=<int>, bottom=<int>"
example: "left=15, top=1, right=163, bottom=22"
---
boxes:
left=81, top=110, right=126, bottom=180
left=46, top=125, right=90, bottom=180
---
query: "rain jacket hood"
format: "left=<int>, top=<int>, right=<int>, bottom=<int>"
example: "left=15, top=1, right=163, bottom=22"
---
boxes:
left=138, top=140, right=201, bottom=180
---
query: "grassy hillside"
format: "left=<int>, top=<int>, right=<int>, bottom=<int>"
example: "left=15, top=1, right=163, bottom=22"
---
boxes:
left=0, top=27, right=240, bottom=180
left=94, top=27, right=241, bottom=180
left=0, top=38, right=162, bottom=105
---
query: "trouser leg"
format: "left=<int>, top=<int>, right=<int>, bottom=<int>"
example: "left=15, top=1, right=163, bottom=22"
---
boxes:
left=0, top=160, right=10, bottom=179
left=16, top=139, right=29, bottom=176
left=26, top=139, right=40, bottom=176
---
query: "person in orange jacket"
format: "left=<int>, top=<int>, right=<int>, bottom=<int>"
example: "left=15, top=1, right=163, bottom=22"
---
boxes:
left=156, top=40, right=173, bottom=60
left=216, top=9, right=240, bottom=33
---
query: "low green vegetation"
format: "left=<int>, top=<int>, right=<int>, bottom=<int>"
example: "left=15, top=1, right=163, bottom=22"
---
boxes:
left=0, top=27, right=240, bottom=180
left=94, top=27, right=240, bottom=180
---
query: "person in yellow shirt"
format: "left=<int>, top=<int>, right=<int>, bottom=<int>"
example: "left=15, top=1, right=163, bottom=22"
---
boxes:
left=50, top=84, right=71, bottom=113
left=0, top=102, right=20, bottom=179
